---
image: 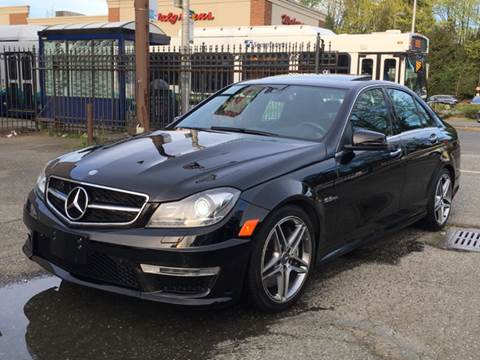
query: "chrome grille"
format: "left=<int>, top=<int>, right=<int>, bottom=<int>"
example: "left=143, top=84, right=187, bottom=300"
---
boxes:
left=46, top=176, right=149, bottom=226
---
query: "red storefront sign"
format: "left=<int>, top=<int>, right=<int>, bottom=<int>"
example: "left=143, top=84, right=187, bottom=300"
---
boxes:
left=158, top=12, right=215, bottom=25
left=281, top=14, right=303, bottom=25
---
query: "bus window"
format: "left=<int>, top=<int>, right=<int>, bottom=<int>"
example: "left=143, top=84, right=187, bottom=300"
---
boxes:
left=23, top=83, right=33, bottom=109
left=337, top=54, right=350, bottom=74
left=242, top=53, right=289, bottom=80
left=150, top=52, right=180, bottom=87
left=7, top=56, right=18, bottom=80
left=298, top=52, right=316, bottom=73
left=21, top=55, right=32, bottom=81
left=7, top=83, right=18, bottom=108
left=361, top=59, right=373, bottom=76
left=191, top=53, right=234, bottom=93
left=298, top=52, right=350, bottom=74
left=383, top=59, right=397, bottom=82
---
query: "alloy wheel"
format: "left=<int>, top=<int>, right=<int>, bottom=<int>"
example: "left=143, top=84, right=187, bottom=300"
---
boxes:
left=260, top=216, right=312, bottom=303
left=434, top=173, right=452, bottom=226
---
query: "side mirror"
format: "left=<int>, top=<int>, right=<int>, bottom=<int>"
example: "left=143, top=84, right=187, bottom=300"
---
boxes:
left=345, top=128, right=388, bottom=151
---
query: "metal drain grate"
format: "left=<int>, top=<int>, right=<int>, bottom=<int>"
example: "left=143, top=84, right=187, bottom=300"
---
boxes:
left=444, top=229, right=480, bottom=252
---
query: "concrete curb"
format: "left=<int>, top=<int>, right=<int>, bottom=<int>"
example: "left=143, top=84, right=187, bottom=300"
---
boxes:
left=452, top=126, right=480, bottom=132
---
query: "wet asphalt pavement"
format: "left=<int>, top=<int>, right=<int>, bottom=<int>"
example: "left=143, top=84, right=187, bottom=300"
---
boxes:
left=0, top=130, right=479, bottom=360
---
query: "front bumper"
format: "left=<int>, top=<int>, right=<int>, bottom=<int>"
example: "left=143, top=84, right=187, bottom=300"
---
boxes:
left=23, top=191, right=259, bottom=306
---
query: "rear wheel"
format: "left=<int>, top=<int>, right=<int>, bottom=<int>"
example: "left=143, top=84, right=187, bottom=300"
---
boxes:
left=421, top=168, right=453, bottom=231
left=246, top=205, right=315, bottom=313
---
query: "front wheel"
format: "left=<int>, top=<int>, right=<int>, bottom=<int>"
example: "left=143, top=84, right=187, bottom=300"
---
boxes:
left=421, top=168, right=453, bottom=231
left=246, top=205, right=315, bottom=313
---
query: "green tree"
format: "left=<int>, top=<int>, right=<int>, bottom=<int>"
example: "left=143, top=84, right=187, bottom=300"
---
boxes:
left=297, top=0, right=480, bottom=97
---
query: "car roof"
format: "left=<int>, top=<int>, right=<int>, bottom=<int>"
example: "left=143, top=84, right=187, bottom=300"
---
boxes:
left=240, top=74, right=385, bottom=89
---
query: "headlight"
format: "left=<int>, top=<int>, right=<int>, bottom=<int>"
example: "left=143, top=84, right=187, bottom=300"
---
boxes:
left=35, top=165, right=48, bottom=197
left=147, top=188, right=240, bottom=228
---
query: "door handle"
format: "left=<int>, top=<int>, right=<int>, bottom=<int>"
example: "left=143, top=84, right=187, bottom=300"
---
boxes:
left=429, top=133, right=438, bottom=144
left=389, top=148, right=403, bottom=158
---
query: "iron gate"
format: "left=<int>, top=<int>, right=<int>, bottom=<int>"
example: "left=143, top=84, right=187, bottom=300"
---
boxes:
left=1, top=40, right=345, bottom=133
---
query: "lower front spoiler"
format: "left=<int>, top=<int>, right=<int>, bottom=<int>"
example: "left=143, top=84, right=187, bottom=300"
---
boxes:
left=27, top=252, right=233, bottom=306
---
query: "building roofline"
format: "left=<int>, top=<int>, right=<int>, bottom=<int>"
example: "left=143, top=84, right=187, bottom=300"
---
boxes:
left=269, top=0, right=326, bottom=20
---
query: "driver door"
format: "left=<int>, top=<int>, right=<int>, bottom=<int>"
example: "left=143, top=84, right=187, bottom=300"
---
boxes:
left=332, top=87, right=406, bottom=248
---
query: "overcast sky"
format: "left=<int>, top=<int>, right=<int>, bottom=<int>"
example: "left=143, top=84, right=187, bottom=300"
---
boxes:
left=0, top=0, right=108, bottom=17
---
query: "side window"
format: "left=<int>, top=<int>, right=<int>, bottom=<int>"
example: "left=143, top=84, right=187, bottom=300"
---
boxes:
left=415, top=99, right=437, bottom=127
left=350, top=88, right=392, bottom=136
left=383, top=59, right=397, bottom=82
left=361, top=59, right=373, bottom=76
left=387, top=89, right=423, bottom=131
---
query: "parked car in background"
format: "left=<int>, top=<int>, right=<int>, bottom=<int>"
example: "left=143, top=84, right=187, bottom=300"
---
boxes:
left=428, top=94, right=458, bottom=106
left=23, top=75, right=461, bottom=312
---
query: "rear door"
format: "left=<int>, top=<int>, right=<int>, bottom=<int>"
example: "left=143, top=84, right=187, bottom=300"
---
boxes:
left=386, top=88, right=442, bottom=216
left=4, top=52, right=35, bottom=113
left=333, top=87, right=405, bottom=248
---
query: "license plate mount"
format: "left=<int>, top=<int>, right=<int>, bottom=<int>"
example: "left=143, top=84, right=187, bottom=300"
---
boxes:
left=49, top=230, right=89, bottom=264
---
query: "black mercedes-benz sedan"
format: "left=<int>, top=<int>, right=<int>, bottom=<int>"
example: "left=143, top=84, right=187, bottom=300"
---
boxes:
left=23, top=75, right=461, bottom=312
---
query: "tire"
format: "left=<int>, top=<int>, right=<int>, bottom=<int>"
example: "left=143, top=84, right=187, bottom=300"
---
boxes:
left=246, top=205, right=316, bottom=313
left=420, top=168, right=453, bottom=231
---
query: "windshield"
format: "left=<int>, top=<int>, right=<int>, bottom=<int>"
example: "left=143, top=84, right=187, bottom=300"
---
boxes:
left=175, top=85, right=347, bottom=141
left=405, top=54, right=427, bottom=98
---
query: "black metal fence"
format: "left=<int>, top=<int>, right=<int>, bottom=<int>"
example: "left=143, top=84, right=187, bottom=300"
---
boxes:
left=1, top=40, right=349, bottom=133
left=0, top=50, right=38, bottom=132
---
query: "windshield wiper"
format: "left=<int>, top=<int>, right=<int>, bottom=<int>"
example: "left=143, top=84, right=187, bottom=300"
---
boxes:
left=210, top=126, right=278, bottom=137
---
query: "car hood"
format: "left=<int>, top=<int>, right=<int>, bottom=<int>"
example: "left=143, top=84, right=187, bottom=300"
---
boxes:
left=47, top=130, right=325, bottom=202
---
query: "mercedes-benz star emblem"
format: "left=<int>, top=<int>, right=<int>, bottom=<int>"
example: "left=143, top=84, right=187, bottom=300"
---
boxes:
left=65, top=186, right=89, bottom=221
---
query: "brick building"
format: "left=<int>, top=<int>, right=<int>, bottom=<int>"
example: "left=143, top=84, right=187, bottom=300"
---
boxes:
left=0, top=0, right=326, bottom=37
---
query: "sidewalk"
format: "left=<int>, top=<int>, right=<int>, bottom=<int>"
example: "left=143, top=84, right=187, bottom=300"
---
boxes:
left=446, top=117, right=480, bottom=131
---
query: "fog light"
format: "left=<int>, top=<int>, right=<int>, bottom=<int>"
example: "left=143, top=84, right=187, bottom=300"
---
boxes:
left=140, top=264, right=220, bottom=277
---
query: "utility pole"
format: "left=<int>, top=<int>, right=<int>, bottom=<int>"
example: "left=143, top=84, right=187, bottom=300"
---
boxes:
left=134, top=0, right=150, bottom=132
left=180, top=0, right=191, bottom=114
left=411, top=0, right=417, bottom=34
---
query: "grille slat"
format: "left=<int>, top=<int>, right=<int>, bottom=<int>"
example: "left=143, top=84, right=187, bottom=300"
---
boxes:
left=88, top=187, right=146, bottom=208
left=46, top=176, right=148, bottom=226
left=145, top=274, right=215, bottom=295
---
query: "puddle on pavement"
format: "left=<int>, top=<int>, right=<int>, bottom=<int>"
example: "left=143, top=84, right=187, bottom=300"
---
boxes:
left=0, top=276, right=275, bottom=360
left=0, top=276, right=61, bottom=360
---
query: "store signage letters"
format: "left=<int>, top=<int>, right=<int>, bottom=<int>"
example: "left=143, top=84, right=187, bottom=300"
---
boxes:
left=281, top=14, right=304, bottom=25
left=158, top=12, right=215, bottom=25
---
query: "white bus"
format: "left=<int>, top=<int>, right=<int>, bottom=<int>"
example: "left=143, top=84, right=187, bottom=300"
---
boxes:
left=0, top=25, right=44, bottom=118
left=168, top=25, right=429, bottom=98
